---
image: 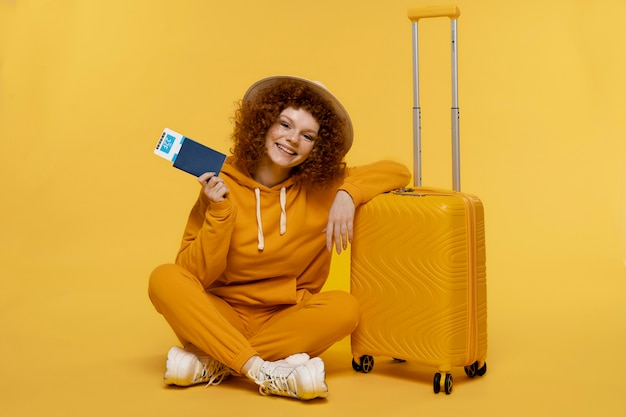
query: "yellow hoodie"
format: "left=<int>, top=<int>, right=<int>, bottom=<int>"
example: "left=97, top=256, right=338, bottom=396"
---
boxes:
left=175, top=156, right=411, bottom=306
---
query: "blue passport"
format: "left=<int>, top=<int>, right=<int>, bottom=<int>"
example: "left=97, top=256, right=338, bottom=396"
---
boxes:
left=154, top=128, right=226, bottom=177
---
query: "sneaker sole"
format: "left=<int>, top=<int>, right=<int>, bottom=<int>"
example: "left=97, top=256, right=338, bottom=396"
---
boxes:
left=164, top=347, right=199, bottom=386
left=294, top=358, right=328, bottom=400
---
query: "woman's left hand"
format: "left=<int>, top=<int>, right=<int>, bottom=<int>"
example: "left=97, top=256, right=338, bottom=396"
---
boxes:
left=325, top=190, right=355, bottom=254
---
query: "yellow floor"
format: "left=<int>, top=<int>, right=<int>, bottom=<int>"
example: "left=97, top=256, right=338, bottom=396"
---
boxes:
left=2, top=260, right=625, bottom=417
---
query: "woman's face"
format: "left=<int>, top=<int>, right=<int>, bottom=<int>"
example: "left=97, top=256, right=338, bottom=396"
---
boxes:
left=263, top=106, right=319, bottom=170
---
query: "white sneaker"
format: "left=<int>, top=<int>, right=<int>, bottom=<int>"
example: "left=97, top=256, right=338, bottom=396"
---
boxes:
left=164, top=346, right=231, bottom=387
left=248, top=354, right=328, bottom=400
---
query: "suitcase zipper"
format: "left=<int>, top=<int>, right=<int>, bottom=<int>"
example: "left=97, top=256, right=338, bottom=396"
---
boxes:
left=459, top=193, right=478, bottom=364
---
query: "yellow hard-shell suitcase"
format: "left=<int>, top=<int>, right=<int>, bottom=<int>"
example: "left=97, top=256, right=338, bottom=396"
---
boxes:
left=350, top=6, right=487, bottom=395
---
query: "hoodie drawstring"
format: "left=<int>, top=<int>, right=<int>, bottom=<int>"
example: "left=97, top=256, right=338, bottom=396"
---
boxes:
left=254, top=188, right=264, bottom=251
left=254, top=186, right=287, bottom=251
left=279, top=187, right=287, bottom=235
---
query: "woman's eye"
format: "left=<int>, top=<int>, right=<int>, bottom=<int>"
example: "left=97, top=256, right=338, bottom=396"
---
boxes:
left=303, top=134, right=314, bottom=142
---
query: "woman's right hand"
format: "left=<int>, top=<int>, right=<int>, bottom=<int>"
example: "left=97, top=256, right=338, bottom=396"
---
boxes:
left=199, top=172, right=229, bottom=203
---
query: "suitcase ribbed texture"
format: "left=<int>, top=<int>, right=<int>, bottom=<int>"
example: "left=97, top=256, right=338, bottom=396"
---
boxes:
left=350, top=189, right=487, bottom=372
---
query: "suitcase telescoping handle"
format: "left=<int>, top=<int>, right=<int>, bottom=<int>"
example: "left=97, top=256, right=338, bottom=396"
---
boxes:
left=408, top=5, right=461, bottom=191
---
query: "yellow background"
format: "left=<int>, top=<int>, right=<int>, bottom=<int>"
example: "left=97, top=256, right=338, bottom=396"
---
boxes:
left=1, top=0, right=624, bottom=416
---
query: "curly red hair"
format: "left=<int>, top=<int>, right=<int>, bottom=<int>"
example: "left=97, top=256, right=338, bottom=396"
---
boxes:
left=231, top=79, right=348, bottom=188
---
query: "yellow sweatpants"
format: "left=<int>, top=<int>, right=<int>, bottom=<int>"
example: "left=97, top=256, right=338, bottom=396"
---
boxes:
left=148, top=264, right=360, bottom=373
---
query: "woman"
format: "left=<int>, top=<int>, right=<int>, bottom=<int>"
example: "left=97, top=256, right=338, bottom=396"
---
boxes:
left=148, top=75, right=410, bottom=400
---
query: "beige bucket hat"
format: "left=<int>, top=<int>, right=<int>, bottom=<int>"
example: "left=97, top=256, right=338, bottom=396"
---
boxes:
left=243, top=75, right=354, bottom=154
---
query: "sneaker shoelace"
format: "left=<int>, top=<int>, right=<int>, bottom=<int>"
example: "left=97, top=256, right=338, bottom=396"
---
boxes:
left=199, top=359, right=231, bottom=387
left=251, top=367, right=297, bottom=398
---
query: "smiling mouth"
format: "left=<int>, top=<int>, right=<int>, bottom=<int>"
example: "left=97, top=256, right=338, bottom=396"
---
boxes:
left=276, top=143, right=296, bottom=155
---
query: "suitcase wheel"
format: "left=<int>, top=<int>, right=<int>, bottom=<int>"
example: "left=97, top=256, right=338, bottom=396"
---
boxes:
left=464, top=361, right=488, bottom=378
left=433, top=372, right=453, bottom=395
left=352, top=355, right=374, bottom=373
left=477, top=362, right=487, bottom=376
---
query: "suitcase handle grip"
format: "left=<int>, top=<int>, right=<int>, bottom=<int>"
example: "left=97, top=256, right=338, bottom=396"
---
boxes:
left=408, top=5, right=460, bottom=21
